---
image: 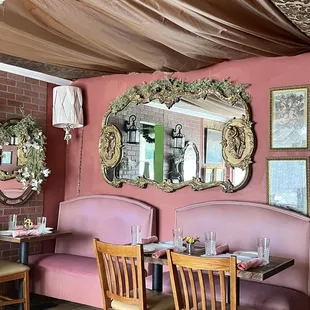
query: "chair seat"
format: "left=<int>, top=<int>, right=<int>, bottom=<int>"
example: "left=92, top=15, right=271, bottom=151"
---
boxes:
left=111, top=289, right=175, bottom=310
left=0, top=260, right=29, bottom=277
left=196, top=301, right=255, bottom=309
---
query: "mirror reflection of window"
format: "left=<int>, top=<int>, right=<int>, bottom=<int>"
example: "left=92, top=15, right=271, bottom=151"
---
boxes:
left=183, top=145, right=197, bottom=181
left=231, top=167, right=246, bottom=186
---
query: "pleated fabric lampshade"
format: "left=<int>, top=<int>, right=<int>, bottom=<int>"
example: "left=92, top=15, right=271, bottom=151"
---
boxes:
left=52, top=86, right=84, bottom=143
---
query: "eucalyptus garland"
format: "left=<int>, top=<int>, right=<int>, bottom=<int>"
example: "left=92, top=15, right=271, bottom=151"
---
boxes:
left=0, top=115, right=50, bottom=193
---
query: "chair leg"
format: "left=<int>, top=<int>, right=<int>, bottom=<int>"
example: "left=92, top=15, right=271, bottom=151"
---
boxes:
left=23, top=271, right=30, bottom=310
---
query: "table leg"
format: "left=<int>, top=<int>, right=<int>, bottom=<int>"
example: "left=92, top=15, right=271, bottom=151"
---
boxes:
left=226, top=276, right=240, bottom=305
left=152, top=264, right=163, bottom=292
left=18, top=243, right=29, bottom=310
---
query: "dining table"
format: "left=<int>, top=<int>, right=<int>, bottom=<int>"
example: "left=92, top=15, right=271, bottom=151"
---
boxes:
left=143, top=245, right=294, bottom=305
left=0, top=230, right=72, bottom=310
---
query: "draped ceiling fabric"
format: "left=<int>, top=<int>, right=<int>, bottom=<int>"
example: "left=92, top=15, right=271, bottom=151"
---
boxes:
left=1, top=0, right=310, bottom=79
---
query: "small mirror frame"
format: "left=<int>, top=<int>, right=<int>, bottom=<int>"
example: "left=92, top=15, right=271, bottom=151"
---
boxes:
left=99, top=77, right=255, bottom=193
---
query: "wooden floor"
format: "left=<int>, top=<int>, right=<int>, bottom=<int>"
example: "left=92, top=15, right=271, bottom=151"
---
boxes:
left=28, top=294, right=101, bottom=310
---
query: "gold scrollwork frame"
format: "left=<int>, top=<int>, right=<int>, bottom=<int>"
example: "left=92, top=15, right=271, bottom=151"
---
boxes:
left=99, top=77, right=255, bottom=193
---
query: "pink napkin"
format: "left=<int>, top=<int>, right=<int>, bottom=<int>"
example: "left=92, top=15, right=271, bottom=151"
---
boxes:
left=152, top=247, right=175, bottom=258
left=12, top=229, right=40, bottom=238
left=16, top=225, right=38, bottom=230
left=237, top=258, right=264, bottom=271
left=216, top=243, right=229, bottom=255
left=141, top=236, right=158, bottom=245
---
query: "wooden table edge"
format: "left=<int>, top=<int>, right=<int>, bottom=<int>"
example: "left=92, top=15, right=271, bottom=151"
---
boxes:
left=0, top=231, right=72, bottom=243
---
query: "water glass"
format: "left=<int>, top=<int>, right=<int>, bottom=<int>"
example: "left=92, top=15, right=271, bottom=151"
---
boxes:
left=8, top=214, right=17, bottom=230
left=131, top=225, right=142, bottom=245
left=257, top=237, right=270, bottom=265
left=172, top=228, right=183, bottom=252
left=205, top=231, right=216, bottom=256
left=37, top=216, right=47, bottom=234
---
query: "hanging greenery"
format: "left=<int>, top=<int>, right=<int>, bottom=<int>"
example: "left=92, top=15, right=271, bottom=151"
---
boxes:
left=0, top=115, right=50, bottom=193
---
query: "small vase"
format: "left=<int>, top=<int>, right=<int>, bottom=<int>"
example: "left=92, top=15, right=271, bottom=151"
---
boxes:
left=187, top=243, right=194, bottom=255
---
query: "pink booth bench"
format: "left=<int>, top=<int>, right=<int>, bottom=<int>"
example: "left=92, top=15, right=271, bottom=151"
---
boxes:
left=29, top=195, right=156, bottom=308
left=151, top=200, right=310, bottom=310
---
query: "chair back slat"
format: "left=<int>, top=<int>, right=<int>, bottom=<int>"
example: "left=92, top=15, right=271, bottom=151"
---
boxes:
left=94, top=239, right=146, bottom=310
left=219, top=271, right=226, bottom=310
left=188, top=268, right=198, bottom=309
left=179, top=266, right=190, bottom=309
left=197, top=269, right=207, bottom=310
left=167, top=250, right=237, bottom=310
left=122, top=256, right=130, bottom=298
left=208, top=271, right=216, bottom=310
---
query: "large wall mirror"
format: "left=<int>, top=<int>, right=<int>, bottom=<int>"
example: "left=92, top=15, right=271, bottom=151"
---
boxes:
left=99, top=78, right=255, bottom=193
left=0, top=117, right=50, bottom=205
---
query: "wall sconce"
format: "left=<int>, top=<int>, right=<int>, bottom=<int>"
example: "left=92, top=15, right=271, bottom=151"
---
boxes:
left=52, top=86, right=84, bottom=144
left=124, top=115, right=139, bottom=144
left=172, top=124, right=185, bottom=149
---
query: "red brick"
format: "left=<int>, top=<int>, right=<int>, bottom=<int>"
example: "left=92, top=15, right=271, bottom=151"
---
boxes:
left=1, top=105, right=15, bottom=113
left=21, top=207, right=36, bottom=214
left=31, top=97, right=46, bottom=105
left=16, top=94, right=31, bottom=103
left=0, top=98, right=6, bottom=105
left=39, top=105, right=46, bottom=112
left=39, top=93, right=47, bottom=100
left=32, top=85, right=47, bottom=93
left=39, top=81, right=47, bottom=87
left=7, top=99, right=21, bottom=106
left=3, top=208, right=21, bottom=215
left=7, top=86, right=23, bottom=95
left=24, top=90, right=39, bottom=98
left=0, top=71, right=7, bottom=77
left=0, top=77, right=16, bottom=86
left=23, top=103, right=39, bottom=111
left=25, top=77, right=40, bottom=85
left=16, top=81, right=32, bottom=90
left=0, top=84, right=7, bottom=92
left=0, top=91, right=15, bottom=100
left=7, top=73, right=25, bottom=82
left=32, top=111, right=45, bottom=119
left=0, top=112, right=6, bottom=119
left=0, top=216, right=9, bottom=222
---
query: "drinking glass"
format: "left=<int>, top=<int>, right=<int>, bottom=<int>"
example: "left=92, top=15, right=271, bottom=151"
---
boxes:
left=131, top=225, right=142, bottom=245
left=8, top=214, right=17, bottom=230
left=257, top=237, right=270, bottom=265
left=172, top=228, right=183, bottom=252
left=37, top=216, right=47, bottom=234
left=205, top=231, right=216, bottom=256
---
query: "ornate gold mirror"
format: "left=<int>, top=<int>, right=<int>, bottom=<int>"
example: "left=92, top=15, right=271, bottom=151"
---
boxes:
left=0, top=116, right=50, bottom=205
left=99, top=78, right=255, bottom=192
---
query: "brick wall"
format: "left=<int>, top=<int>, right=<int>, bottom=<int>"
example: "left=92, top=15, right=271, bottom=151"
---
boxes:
left=109, top=102, right=202, bottom=180
left=0, top=70, right=47, bottom=260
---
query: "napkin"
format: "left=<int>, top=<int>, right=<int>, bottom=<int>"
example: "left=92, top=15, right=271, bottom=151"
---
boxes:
left=152, top=247, right=175, bottom=258
left=216, top=243, right=229, bottom=255
left=16, top=225, right=38, bottom=230
left=237, top=258, right=264, bottom=271
left=141, top=236, right=158, bottom=244
left=12, top=229, right=40, bottom=238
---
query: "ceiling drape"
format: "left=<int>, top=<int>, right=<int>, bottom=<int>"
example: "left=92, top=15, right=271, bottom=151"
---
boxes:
left=1, top=0, right=310, bottom=78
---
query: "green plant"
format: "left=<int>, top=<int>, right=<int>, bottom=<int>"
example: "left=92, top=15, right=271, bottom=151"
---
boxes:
left=0, top=115, right=50, bottom=193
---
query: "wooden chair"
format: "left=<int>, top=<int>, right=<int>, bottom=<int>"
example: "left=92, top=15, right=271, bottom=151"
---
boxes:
left=167, top=250, right=255, bottom=310
left=0, top=260, right=30, bottom=309
left=94, top=238, right=175, bottom=310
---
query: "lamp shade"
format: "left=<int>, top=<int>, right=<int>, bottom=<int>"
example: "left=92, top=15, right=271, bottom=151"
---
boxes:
left=53, top=86, right=83, bottom=129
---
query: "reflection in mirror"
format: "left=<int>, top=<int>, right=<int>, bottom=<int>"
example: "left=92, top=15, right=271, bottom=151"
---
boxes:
left=100, top=78, right=255, bottom=192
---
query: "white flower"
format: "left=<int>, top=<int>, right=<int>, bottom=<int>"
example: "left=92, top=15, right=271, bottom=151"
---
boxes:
left=22, top=171, right=30, bottom=178
left=38, top=179, right=43, bottom=184
left=42, top=169, right=50, bottom=177
left=30, top=179, right=38, bottom=191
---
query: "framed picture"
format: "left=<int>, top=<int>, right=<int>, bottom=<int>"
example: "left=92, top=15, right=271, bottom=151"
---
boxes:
left=1, top=151, right=12, bottom=164
left=204, top=128, right=223, bottom=166
left=270, top=86, right=309, bottom=150
left=267, top=157, right=309, bottom=216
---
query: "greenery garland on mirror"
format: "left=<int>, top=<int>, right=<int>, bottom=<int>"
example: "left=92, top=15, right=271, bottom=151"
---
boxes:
left=0, top=115, right=50, bottom=193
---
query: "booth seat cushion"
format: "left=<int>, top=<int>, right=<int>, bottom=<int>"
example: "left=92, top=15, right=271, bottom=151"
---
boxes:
left=146, top=271, right=309, bottom=310
left=29, top=253, right=103, bottom=308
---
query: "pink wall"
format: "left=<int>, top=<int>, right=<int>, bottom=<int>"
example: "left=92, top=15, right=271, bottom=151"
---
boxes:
left=66, top=53, right=310, bottom=240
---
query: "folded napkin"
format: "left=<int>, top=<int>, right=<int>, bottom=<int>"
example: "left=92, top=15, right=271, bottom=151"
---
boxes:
left=141, top=236, right=158, bottom=245
left=152, top=247, right=175, bottom=258
left=16, top=225, right=38, bottom=230
left=216, top=243, right=229, bottom=255
left=237, top=258, right=264, bottom=271
left=12, top=229, right=40, bottom=238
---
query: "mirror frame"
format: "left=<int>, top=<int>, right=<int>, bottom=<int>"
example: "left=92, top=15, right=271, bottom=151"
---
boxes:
left=99, top=77, right=255, bottom=193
